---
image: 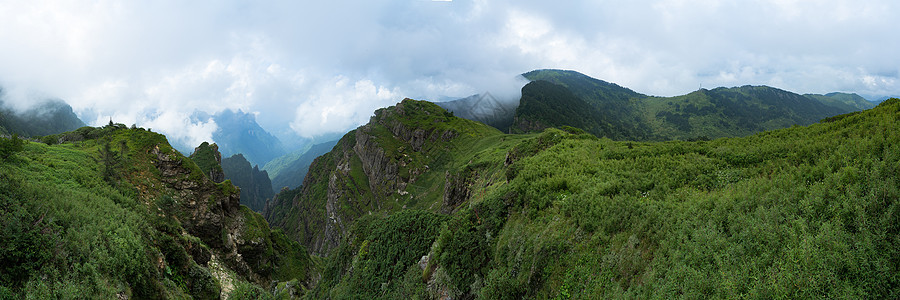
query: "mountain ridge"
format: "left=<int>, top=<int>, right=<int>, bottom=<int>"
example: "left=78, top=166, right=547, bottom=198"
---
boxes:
left=511, top=69, right=860, bottom=141
left=266, top=94, right=900, bottom=298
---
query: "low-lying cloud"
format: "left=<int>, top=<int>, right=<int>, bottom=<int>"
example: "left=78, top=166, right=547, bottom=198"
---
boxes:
left=1, top=0, right=898, bottom=148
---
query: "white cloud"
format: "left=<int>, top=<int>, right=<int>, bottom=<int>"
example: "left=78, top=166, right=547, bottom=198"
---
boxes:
left=1, top=0, right=898, bottom=149
left=290, top=77, right=401, bottom=138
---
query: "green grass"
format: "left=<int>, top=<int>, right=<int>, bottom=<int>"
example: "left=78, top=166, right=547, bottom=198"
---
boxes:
left=297, top=98, right=900, bottom=298
left=1, top=124, right=313, bottom=299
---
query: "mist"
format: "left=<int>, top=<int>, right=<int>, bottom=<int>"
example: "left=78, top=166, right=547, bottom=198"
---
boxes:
left=1, top=0, right=898, bottom=150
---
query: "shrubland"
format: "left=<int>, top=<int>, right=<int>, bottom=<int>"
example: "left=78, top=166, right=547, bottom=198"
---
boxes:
left=272, top=98, right=900, bottom=298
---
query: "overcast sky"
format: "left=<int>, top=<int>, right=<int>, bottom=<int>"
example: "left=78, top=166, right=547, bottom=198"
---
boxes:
left=1, top=0, right=898, bottom=148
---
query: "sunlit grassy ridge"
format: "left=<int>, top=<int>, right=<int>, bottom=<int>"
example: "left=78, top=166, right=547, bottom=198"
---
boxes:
left=294, top=99, right=900, bottom=298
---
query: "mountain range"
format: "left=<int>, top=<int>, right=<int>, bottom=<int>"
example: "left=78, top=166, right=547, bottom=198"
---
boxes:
left=263, top=97, right=899, bottom=298
left=1, top=70, right=896, bottom=298
left=442, top=69, right=876, bottom=141
left=199, top=109, right=288, bottom=167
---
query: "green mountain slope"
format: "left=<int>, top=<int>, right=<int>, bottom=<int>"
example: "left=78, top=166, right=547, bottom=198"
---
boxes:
left=264, top=99, right=504, bottom=255
left=0, top=98, right=85, bottom=137
left=189, top=142, right=225, bottom=183
left=512, top=80, right=633, bottom=139
left=0, top=124, right=311, bottom=298
left=222, top=153, right=275, bottom=213
left=804, top=92, right=877, bottom=112
left=642, top=85, right=846, bottom=140
left=516, top=69, right=852, bottom=141
left=267, top=97, right=900, bottom=298
left=522, top=69, right=652, bottom=139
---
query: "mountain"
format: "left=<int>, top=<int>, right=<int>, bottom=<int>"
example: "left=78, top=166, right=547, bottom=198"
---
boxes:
left=804, top=92, right=877, bottom=112
left=221, top=153, right=274, bottom=213
left=522, top=69, right=647, bottom=103
left=0, top=123, right=312, bottom=298
left=435, top=92, right=517, bottom=132
left=512, top=80, right=633, bottom=139
left=265, top=99, right=501, bottom=255
left=522, top=69, right=652, bottom=138
left=0, top=97, right=85, bottom=137
left=265, top=96, right=899, bottom=298
left=198, top=109, right=287, bottom=167
left=264, top=139, right=339, bottom=191
left=640, top=85, right=847, bottom=140
left=514, top=69, right=853, bottom=141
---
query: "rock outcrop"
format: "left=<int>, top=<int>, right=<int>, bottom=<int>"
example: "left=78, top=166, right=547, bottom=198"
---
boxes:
left=221, top=153, right=275, bottom=213
left=189, top=142, right=225, bottom=183
left=266, top=99, right=489, bottom=256
left=151, top=143, right=309, bottom=288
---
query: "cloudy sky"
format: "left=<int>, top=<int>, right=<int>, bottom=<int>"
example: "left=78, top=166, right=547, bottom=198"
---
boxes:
left=1, top=0, right=898, bottom=148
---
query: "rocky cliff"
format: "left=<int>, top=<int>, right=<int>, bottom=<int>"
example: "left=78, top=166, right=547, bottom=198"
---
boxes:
left=266, top=99, right=500, bottom=255
left=139, top=129, right=312, bottom=295
left=221, top=153, right=275, bottom=213
left=1, top=123, right=312, bottom=298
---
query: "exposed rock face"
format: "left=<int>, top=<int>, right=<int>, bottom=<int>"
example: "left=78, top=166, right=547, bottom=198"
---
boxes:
left=353, top=127, right=400, bottom=198
left=441, top=170, right=472, bottom=214
left=222, top=153, right=275, bottom=213
left=266, top=99, right=469, bottom=255
left=152, top=145, right=271, bottom=285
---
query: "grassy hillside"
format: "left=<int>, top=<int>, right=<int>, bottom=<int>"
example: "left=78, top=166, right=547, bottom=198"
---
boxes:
left=804, top=92, right=876, bottom=112
left=268, top=97, right=900, bottom=298
left=517, top=69, right=854, bottom=141
left=265, top=99, right=505, bottom=254
left=522, top=69, right=652, bottom=139
left=513, top=80, right=634, bottom=139
left=641, top=86, right=846, bottom=140
left=0, top=124, right=312, bottom=298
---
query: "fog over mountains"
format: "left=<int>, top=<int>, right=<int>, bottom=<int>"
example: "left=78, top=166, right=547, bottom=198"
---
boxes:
left=1, top=1, right=898, bottom=151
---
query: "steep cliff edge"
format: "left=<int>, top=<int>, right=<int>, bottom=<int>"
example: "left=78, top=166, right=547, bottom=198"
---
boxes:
left=265, top=99, right=502, bottom=255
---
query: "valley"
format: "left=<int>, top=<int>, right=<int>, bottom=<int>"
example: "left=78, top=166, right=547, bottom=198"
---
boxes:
left=1, top=71, right=896, bottom=298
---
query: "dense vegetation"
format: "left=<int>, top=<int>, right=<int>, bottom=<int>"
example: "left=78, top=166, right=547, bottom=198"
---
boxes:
left=267, top=97, right=899, bottom=298
left=516, top=69, right=868, bottom=141
left=804, top=92, right=877, bottom=112
left=2, top=74, right=895, bottom=298
left=190, top=141, right=225, bottom=182
left=512, top=80, right=626, bottom=139
left=0, top=124, right=311, bottom=298
left=222, top=153, right=275, bottom=212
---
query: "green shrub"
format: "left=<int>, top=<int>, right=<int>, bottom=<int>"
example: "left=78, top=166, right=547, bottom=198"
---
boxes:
left=0, top=134, right=25, bottom=159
